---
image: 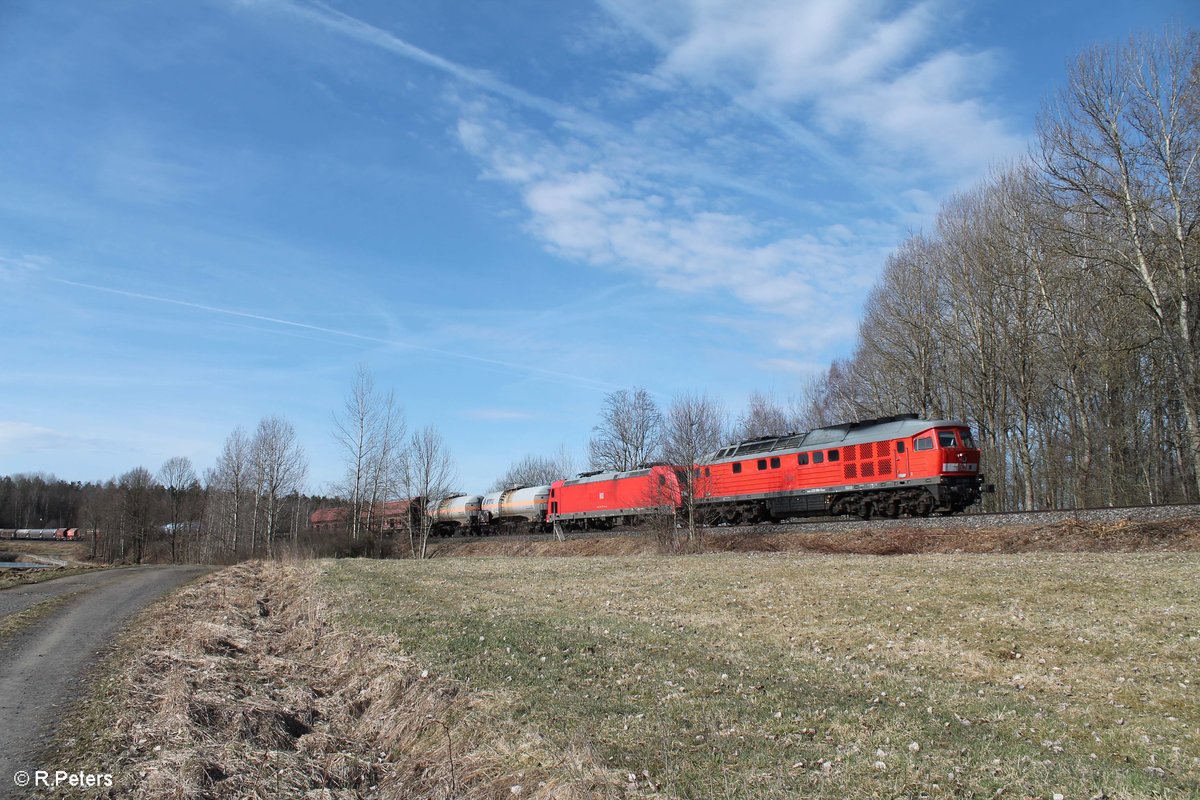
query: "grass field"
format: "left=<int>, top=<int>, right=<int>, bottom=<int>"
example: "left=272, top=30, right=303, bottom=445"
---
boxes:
left=323, top=553, right=1199, bottom=798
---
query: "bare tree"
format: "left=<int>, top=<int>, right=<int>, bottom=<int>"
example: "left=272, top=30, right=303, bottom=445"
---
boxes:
left=403, top=426, right=457, bottom=560
left=734, top=391, right=794, bottom=441
left=251, top=415, right=308, bottom=556
left=490, top=446, right=575, bottom=491
left=1036, top=30, right=1200, bottom=496
left=332, top=364, right=381, bottom=542
left=158, top=456, right=197, bottom=563
left=662, top=393, right=728, bottom=546
left=211, top=426, right=252, bottom=557
left=363, top=390, right=405, bottom=557
left=588, top=387, right=663, bottom=471
left=118, top=466, right=157, bottom=564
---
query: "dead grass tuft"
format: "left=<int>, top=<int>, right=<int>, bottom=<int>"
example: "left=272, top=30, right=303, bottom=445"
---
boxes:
left=58, top=561, right=638, bottom=799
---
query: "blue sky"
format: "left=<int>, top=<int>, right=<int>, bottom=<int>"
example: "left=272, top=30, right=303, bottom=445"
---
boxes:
left=1, top=0, right=1194, bottom=494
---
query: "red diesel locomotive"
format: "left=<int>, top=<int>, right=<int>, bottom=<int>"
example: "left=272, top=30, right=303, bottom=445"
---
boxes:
left=691, top=414, right=986, bottom=523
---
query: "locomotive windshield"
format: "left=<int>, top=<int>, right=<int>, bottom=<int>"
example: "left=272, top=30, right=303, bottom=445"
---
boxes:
left=960, top=429, right=977, bottom=449
left=937, top=430, right=959, bottom=448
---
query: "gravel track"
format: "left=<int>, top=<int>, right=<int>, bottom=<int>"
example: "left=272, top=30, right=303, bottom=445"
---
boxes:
left=0, top=566, right=209, bottom=798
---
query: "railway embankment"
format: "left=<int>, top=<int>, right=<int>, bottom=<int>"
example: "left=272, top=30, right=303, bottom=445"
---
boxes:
left=430, top=505, right=1200, bottom=558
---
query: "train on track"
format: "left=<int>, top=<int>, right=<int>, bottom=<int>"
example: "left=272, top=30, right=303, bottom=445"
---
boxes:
left=0, top=528, right=80, bottom=541
left=310, top=415, right=990, bottom=537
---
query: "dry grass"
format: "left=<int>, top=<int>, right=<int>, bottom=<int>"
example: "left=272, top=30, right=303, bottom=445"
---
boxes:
left=53, top=548, right=1199, bottom=798
left=0, top=593, right=73, bottom=639
left=56, top=561, right=636, bottom=799
left=0, top=565, right=100, bottom=590
left=2, top=539, right=93, bottom=561
left=326, top=552, right=1200, bottom=799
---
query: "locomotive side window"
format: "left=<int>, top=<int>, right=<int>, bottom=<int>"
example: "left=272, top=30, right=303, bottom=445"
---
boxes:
left=798, top=453, right=809, bottom=466
left=757, top=459, right=767, bottom=470
left=938, top=431, right=958, bottom=448
left=813, top=452, right=824, bottom=464
left=827, top=450, right=839, bottom=462
left=732, top=463, right=742, bottom=474
left=896, top=441, right=905, bottom=453
left=658, top=474, right=666, bottom=485
left=704, top=467, right=711, bottom=477
left=770, top=456, right=780, bottom=468
left=914, top=436, right=933, bottom=451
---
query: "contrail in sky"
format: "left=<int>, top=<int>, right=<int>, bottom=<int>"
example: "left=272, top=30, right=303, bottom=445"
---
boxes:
left=51, top=278, right=621, bottom=392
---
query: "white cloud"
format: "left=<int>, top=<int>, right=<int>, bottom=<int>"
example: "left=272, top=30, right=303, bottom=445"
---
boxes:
left=456, top=109, right=888, bottom=342
left=601, top=0, right=1025, bottom=182
left=0, top=253, right=48, bottom=281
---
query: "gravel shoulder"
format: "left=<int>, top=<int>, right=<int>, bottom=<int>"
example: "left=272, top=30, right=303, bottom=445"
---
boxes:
left=0, top=567, right=210, bottom=798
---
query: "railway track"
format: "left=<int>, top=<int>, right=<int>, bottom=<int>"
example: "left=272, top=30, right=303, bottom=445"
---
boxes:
left=438, top=502, right=1200, bottom=544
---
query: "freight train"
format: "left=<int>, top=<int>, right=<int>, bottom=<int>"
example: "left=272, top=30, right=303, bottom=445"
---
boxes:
left=310, top=415, right=989, bottom=536
left=0, top=528, right=80, bottom=540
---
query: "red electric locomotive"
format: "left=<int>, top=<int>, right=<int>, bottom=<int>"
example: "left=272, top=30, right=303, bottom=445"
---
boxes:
left=694, top=414, right=986, bottom=521
left=548, top=464, right=683, bottom=530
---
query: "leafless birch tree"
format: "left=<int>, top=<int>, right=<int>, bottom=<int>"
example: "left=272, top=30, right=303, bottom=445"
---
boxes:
left=252, top=415, right=308, bottom=556
left=158, top=456, right=197, bottom=563
left=403, top=425, right=456, bottom=560
left=663, top=393, right=727, bottom=546
left=1036, top=30, right=1200, bottom=496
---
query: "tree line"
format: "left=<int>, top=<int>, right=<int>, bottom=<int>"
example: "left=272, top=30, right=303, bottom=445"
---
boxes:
left=799, top=30, right=1198, bottom=510
left=0, top=415, right=312, bottom=564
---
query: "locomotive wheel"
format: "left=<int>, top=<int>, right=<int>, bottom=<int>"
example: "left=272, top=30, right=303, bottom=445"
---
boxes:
left=858, top=501, right=874, bottom=520
left=884, top=498, right=900, bottom=518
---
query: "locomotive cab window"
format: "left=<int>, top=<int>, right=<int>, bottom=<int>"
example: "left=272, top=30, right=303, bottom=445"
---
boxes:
left=827, top=450, right=839, bottom=462
left=896, top=441, right=905, bottom=453
left=960, top=430, right=977, bottom=449
left=938, top=431, right=958, bottom=448
left=770, top=456, right=780, bottom=468
left=914, top=436, right=933, bottom=451
left=798, top=453, right=809, bottom=466
left=757, top=459, right=767, bottom=470
left=658, top=474, right=666, bottom=485
left=813, top=452, right=824, bottom=464
left=704, top=467, right=711, bottom=477
left=732, top=463, right=742, bottom=474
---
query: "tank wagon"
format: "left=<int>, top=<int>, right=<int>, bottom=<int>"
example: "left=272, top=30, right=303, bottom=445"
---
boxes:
left=426, top=494, right=483, bottom=535
left=481, top=485, right=550, bottom=532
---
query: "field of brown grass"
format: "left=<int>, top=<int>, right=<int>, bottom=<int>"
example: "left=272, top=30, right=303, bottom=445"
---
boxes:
left=56, top=550, right=1200, bottom=799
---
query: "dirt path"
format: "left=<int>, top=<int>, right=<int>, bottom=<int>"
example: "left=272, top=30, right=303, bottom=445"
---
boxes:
left=0, top=566, right=210, bottom=798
